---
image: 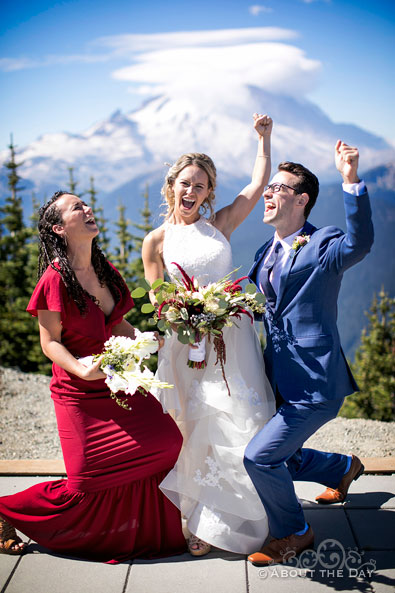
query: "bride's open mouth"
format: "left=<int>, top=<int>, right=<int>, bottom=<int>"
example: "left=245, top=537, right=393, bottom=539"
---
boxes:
left=182, top=198, right=196, bottom=210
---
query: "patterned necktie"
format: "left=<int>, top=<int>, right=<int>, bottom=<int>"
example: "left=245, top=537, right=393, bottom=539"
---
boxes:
left=259, top=242, right=282, bottom=309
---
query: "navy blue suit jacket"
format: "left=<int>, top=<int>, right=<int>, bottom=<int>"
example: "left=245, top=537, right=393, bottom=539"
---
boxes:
left=248, top=190, right=374, bottom=404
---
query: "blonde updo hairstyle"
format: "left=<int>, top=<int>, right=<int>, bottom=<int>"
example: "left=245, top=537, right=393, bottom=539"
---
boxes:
left=161, top=153, right=217, bottom=221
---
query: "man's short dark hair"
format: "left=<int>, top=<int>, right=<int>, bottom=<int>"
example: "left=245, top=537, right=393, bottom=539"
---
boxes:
left=278, top=161, right=319, bottom=219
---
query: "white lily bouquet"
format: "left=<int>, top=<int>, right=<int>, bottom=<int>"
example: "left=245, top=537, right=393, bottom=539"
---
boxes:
left=79, top=330, right=173, bottom=410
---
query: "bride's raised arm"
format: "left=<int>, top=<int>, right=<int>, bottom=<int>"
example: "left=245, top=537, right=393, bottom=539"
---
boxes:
left=214, top=113, right=272, bottom=240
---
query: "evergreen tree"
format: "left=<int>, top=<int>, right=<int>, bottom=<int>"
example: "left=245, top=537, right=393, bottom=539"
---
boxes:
left=0, top=136, right=25, bottom=247
left=130, top=184, right=153, bottom=280
left=86, top=177, right=110, bottom=255
left=87, top=176, right=98, bottom=210
left=340, top=289, right=395, bottom=421
left=112, top=201, right=134, bottom=281
left=0, top=136, right=38, bottom=370
left=110, top=187, right=156, bottom=369
left=23, top=193, right=52, bottom=373
left=25, top=193, right=40, bottom=293
left=67, top=166, right=81, bottom=196
left=125, top=184, right=155, bottom=337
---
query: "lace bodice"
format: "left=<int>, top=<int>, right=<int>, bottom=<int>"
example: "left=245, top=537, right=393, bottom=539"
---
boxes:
left=163, top=218, right=234, bottom=285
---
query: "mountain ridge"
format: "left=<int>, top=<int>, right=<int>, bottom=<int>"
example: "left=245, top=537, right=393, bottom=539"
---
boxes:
left=1, top=87, right=394, bottom=200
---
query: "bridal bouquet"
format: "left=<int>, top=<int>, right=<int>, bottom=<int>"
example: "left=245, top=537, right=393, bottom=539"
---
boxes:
left=79, top=330, right=173, bottom=410
left=132, top=263, right=265, bottom=395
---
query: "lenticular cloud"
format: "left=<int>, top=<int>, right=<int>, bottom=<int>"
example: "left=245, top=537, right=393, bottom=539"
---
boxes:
left=100, top=28, right=321, bottom=103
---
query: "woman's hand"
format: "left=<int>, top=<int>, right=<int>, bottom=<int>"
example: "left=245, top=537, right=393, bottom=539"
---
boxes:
left=78, top=357, right=106, bottom=381
left=154, top=331, right=165, bottom=350
left=253, top=113, right=273, bottom=138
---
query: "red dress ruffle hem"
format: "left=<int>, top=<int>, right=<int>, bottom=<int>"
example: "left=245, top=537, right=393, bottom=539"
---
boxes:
left=0, top=264, right=187, bottom=562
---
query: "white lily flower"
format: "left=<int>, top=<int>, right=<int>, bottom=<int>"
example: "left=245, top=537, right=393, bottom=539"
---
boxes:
left=105, top=373, right=129, bottom=394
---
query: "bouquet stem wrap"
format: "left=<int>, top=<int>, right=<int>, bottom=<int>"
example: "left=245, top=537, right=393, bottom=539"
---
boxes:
left=187, top=337, right=207, bottom=369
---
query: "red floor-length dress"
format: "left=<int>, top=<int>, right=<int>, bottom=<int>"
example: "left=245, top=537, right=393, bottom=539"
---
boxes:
left=0, top=264, right=186, bottom=562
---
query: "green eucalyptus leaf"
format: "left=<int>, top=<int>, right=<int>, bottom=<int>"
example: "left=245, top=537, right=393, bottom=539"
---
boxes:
left=255, top=293, right=266, bottom=304
left=156, top=293, right=164, bottom=305
left=131, top=287, right=147, bottom=299
left=245, top=283, right=257, bottom=294
left=141, top=303, right=155, bottom=314
left=177, top=329, right=190, bottom=344
left=152, top=278, right=164, bottom=290
left=141, top=279, right=152, bottom=291
left=157, top=319, right=167, bottom=331
left=148, top=317, right=156, bottom=326
left=140, top=278, right=152, bottom=291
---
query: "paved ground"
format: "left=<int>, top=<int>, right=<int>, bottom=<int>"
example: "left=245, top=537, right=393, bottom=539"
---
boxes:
left=0, top=474, right=394, bottom=593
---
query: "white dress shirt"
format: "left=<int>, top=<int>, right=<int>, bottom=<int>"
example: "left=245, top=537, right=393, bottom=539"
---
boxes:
left=264, top=228, right=303, bottom=295
left=342, top=180, right=366, bottom=196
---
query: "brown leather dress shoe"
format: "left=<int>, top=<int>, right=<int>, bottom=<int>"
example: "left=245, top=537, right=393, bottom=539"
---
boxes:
left=315, top=454, right=364, bottom=504
left=248, top=526, right=314, bottom=566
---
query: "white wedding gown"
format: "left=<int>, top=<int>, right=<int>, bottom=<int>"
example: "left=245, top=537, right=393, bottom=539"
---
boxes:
left=154, top=217, right=276, bottom=554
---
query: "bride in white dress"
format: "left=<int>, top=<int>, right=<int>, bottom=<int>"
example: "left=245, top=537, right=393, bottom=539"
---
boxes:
left=142, top=113, right=276, bottom=556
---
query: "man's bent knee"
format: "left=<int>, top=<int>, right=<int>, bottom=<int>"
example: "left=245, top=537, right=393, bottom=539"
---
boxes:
left=244, top=441, right=276, bottom=470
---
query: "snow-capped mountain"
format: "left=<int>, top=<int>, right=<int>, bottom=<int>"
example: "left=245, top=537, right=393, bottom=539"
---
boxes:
left=1, top=88, right=394, bottom=360
left=1, top=86, right=394, bottom=198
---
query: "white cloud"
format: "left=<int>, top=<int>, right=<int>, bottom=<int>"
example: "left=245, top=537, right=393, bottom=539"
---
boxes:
left=249, top=5, right=273, bottom=16
left=0, top=57, right=39, bottom=72
left=0, top=53, right=109, bottom=72
left=0, top=27, right=296, bottom=72
left=107, top=29, right=321, bottom=102
left=94, top=27, right=297, bottom=55
left=0, top=27, right=321, bottom=104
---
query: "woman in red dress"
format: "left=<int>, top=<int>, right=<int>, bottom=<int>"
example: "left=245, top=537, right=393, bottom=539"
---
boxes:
left=0, top=191, right=186, bottom=562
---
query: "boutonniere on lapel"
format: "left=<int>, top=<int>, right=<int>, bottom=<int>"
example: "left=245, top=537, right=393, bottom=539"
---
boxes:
left=290, top=234, right=311, bottom=258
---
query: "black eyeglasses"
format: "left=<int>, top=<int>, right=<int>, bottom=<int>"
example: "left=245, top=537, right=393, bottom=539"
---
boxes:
left=264, top=183, right=299, bottom=194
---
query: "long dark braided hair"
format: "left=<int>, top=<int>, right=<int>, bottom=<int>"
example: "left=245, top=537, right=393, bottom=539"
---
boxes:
left=38, top=191, right=128, bottom=315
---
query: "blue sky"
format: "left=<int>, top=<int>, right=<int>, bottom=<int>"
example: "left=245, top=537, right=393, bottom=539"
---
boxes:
left=1, top=0, right=394, bottom=149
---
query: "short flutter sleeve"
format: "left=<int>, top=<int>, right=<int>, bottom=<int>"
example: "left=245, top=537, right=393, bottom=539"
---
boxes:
left=27, top=265, right=67, bottom=317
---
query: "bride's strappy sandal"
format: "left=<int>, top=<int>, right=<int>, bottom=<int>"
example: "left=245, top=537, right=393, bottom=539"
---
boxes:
left=187, top=534, right=211, bottom=557
left=0, top=516, right=26, bottom=555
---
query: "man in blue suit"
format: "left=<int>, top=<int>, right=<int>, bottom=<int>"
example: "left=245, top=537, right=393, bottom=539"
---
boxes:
left=244, top=140, right=374, bottom=565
